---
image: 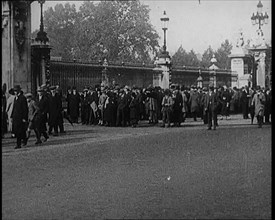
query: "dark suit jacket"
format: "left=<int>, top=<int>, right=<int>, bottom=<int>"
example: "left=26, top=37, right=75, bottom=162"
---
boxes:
left=11, top=93, right=28, bottom=134
left=204, top=91, right=219, bottom=112
left=48, top=93, right=63, bottom=126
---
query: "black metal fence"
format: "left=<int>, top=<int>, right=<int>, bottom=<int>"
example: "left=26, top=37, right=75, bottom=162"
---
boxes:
left=50, top=60, right=237, bottom=93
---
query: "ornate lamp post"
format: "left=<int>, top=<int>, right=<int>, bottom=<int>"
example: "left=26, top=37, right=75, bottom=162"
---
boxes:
left=154, top=10, right=171, bottom=89
left=197, top=68, right=203, bottom=88
left=209, top=54, right=218, bottom=88
left=35, top=0, right=49, bottom=44
left=251, top=1, right=269, bottom=33
left=101, top=48, right=109, bottom=87
left=160, top=11, right=169, bottom=54
left=31, top=0, right=51, bottom=94
left=249, top=0, right=269, bottom=88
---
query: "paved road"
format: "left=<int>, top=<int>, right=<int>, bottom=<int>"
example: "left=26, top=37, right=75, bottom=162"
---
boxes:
left=2, top=115, right=271, bottom=219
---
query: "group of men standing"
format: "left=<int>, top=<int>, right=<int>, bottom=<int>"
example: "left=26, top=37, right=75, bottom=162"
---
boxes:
left=2, top=82, right=271, bottom=149
left=2, top=84, right=65, bottom=149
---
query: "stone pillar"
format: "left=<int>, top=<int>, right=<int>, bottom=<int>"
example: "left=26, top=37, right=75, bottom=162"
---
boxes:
left=2, top=1, right=32, bottom=93
left=229, top=55, right=251, bottom=88
left=255, top=51, right=266, bottom=88
left=153, top=52, right=171, bottom=89
left=31, top=43, right=51, bottom=94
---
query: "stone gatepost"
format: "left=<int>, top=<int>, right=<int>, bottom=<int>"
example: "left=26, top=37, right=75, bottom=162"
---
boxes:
left=229, top=31, right=252, bottom=88
left=2, top=1, right=32, bottom=93
left=153, top=51, right=171, bottom=89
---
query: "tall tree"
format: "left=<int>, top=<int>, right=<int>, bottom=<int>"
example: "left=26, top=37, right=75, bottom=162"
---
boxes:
left=215, top=39, right=232, bottom=69
left=43, top=3, right=79, bottom=60
left=201, top=46, right=215, bottom=68
left=34, top=1, right=160, bottom=63
left=171, top=46, right=200, bottom=67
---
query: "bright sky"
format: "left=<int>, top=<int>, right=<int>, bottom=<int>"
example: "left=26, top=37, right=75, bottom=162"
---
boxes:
left=31, top=0, right=272, bottom=55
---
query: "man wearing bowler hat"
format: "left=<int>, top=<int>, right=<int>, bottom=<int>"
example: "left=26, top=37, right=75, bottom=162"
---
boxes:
left=11, top=85, right=28, bottom=149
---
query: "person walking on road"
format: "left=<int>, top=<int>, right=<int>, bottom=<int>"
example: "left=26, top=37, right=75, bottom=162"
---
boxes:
left=11, top=85, right=28, bottom=149
left=189, top=86, right=200, bottom=121
left=36, top=86, right=50, bottom=142
left=6, top=88, right=16, bottom=137
left=251, top=86, right=266, bottom=128
left=48, top=86, right=63, bottom=136
left=161, top=89, right=173, bottom=128
left=25, top=93, right=42, bottom=144
left=204, top=86, right=219, bottom=130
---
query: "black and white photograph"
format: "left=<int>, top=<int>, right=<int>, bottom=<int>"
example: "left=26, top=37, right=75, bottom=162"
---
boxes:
left=2, top=0, right=271, bottom=219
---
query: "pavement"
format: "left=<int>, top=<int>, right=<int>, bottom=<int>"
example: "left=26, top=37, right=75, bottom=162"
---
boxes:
left=1, top=114, right=262, bottom=155
left=2, top=114, right=272, bottom=219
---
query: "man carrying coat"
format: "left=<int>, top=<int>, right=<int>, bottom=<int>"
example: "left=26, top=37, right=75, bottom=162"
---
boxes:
left=204, top=86, right=219, bottom=130
left=11, top=85, right=28, bottom=149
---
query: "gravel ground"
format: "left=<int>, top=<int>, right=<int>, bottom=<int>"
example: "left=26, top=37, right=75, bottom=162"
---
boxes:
left=2, top=115, right=271, bottom=219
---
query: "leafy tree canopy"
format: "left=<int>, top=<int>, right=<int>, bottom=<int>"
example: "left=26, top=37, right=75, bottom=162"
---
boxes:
left=33, top=0, right=160, bottom=63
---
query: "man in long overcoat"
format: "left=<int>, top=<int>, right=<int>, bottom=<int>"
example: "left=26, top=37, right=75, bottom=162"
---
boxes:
left=68, top=86, right=80, bottom=123
left=80, top=88, right=90, bottom=125
left=189, top=87, right=199, bottom=121
left=48, top=86, right=63, bottom=136
left=204, top=86, right=219, bottom=130
left=11, top=85, right=28, bottom=149
left=172, top=86, right=183, bottom=127
left=251, top=86, right=266, bottom=128
left=36, top=86, right=50, bottom=142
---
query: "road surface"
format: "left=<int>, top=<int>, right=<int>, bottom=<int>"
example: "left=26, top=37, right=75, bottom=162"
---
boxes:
left=2, top=115, right=271, bottom=219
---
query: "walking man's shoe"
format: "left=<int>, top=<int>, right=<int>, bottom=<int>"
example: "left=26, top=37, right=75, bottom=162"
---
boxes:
left=35, top=140, right=42, bottom=145
left=14, top=146, right=21, bottom=149
left=43, top=136, right=49, bottom=142
left=22, top=138, right=28, bottom=146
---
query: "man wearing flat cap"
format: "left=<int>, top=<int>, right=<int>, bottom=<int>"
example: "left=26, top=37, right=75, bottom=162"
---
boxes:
left=11, top=85, right=28, bottom=149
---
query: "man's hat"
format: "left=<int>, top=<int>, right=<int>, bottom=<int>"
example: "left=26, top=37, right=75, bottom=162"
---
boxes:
left=25, top=93, right=33, bottom=98
left=37, top=86, right=44, bottom=92
left=50, top=86, right=56, bottom=90
left=40, top=84, right=48, bottom=91
left=124, top=85, right=130, bottom=91
left=13, top=85, right=22, bottom=91
left=209, top=86, right=214, bottom=91
left=164, top=89, right=170, bottom=95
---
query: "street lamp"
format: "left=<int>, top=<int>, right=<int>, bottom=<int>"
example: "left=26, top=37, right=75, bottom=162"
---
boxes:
left=251, top=1, right=269, bottom=31
left=209, top=54, right=218, bottom=88
left=101, top=48, right=109, bottom=87
left=35, top=0, right=49, bottom=44
left=197, top=68, right=203, bottom=88
left=160, top=11, right=169, bottom=53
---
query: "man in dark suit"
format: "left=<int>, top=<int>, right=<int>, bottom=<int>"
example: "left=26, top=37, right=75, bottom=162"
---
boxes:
left=36, top=86, right=50, bottom=142
left=204, top=86, right=219, bottom=130
left=48, top=86, right=63, bottom=136
left=11, top=85, right=28, bottom=149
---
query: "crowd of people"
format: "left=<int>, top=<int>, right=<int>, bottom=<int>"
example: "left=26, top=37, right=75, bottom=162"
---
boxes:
left=1, top=82, right=272, bottom=149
